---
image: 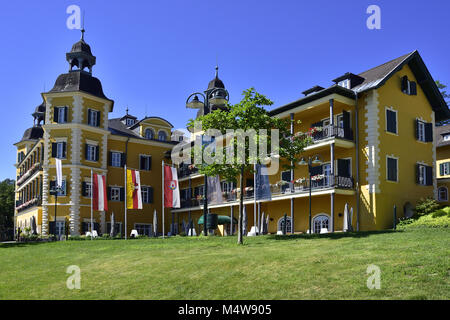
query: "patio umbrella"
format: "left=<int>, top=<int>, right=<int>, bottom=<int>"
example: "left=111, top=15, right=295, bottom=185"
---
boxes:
left=31, top=216, right=37, bottom=235
left=349, top=207, right=354, bottom=232
left=153, top=209, right=158, bottom=237
left=110, top=212, right=115, bottom=237
left=261, top=212, right=266, bottom=235
left=242, top=205, right=248, bottom=236
left=343, top=203, right=349, bottom=232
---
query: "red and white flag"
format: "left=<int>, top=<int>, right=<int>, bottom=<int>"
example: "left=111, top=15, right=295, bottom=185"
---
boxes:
left=93, top=173, right=108, bottom=211
left=164, top=165, right=180, bottom=208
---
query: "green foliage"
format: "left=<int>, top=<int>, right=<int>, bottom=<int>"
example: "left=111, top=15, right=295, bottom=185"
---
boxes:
left=0, top=179, right=15, bottom=239
left=398, top=214, right=450, bottom=229
left=187, top=88, right=312, bottom=244
left=435, top=80, right=450, bottom=126
left=414, top=197, right=441, bottom=217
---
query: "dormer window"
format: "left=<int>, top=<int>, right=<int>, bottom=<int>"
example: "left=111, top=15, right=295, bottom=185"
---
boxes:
left=338, top=79, right=351, bottom=89
left=145, top=128, right=154, bottom=140
left=158, top=131, right=167, bottom=141
left=126, top=118, right=135, bottom=127
left=444, top=134, right=450, bottom=142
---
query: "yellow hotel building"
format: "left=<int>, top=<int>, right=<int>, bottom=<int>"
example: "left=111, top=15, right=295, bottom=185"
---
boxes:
left=14, top=32, right=176, bottom=237
left=435, top=124, right=450, bottom=204
left=14, top=31, right=449, bottom=236
left=173, top=50, right=449, bottom=234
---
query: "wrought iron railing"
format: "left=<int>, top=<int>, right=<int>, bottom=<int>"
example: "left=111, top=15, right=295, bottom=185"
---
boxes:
left=177, top=175, right=353, bottom=209
left=311, top=125, right=353, bottom=142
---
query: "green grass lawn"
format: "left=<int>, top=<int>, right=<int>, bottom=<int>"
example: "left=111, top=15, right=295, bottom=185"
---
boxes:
left=0, top=227, right=448, bottom=300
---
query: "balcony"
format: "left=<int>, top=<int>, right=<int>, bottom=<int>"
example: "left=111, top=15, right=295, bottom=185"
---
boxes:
left=16, top=196, right=42, bottom=213
left=311, top=125, right=353, bottom=142
left=176, top=175, right=353, bottom=210
left=178, top=165, right=199, bottom=179
left=17, top=163, right=42, bottom=187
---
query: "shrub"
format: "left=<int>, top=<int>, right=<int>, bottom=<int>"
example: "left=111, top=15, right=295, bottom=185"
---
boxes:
left=414, top=198, right=441, bottom=217
left=432, top=209, right=447, bottom=218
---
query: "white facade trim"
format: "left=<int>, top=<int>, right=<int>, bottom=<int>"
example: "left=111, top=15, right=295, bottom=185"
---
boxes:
left=364, top=90, right=380, bottom=193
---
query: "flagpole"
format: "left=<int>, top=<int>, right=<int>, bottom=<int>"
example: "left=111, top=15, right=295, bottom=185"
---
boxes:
left=254, top=163, right=257, bottom=235
left=90, top=169, right=93, bottom=240
left=124, top=164, right=127, bottom=240
left=162, top=160, right=165, bottom=239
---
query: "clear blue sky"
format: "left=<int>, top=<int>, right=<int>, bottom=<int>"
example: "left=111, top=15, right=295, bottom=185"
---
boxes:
left=0, top=0, right=449, bottom=179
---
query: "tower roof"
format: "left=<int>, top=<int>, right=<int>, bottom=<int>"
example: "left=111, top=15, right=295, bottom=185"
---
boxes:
left=207, top=66, right=225, bottom=90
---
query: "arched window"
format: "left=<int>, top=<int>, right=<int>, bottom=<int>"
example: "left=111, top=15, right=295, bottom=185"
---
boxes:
left=145, top=128, right=154, bottom=140
left=158, top=131, right=167, bottom=141
left=438, top=187, right=448, bottom=202
left=313, top=214, right=329, bottom=234
left=277, top=216, right=292, bottom=233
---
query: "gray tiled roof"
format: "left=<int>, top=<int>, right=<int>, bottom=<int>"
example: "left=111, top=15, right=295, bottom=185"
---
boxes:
left=353, top=52, right=415, bottom=92
left=435, top=124, right=450, bottom=148
left=108, top=118, right=177, bottom=144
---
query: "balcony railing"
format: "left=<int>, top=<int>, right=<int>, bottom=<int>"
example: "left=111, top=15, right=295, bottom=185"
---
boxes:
left=17, top=163, right=42, bottom=187
left=311, top=125, right=353, bottom=142
left=16, top=196, right=42, bottom=212
left=178, top=166, right=199, bottom=179
left=177, top=175, right=353, bottom=209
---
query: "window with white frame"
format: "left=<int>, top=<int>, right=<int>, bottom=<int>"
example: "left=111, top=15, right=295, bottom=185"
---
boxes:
left=338, top=79, right=351, bottom=89
left=86, top=144, right=97, bottom=161
left=56, top=142, right=66, bottom=159
left=110, top=187, right=121, bottom=201
left=417, top=164, right=427, bottom=185
left=444, top=134, right=450, bottom=142
left=135, top=224, right=152, bottom=236
left=387, top=157, right=398, bottom=182
left=84, top=182, right=92, bottom=197
left=440, top=162, right=450, bottom=176
left=417, top=120, right=426, bottom=142
left=158, top=131, right=167, bottom=141
left=111, top=152, right=122, bottom=167
left=141, top=186, right=153, bottom=203
left=145, top=128, right=154, bottom=140
left=88, top=109, right=100, bottom=127
left=56, top=107, right=67, bottom=123
left=126, top=118, right=135, bottom=126
left=438, top=187, right=448, bottom=202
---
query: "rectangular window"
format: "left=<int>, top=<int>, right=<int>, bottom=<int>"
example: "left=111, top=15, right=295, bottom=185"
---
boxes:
left=86, top=144, right=98, bottom=161
left=110, top=187, right=121, bottom=201
left=83, top=182, right=92, bottom=197
left=444, top=134, right=450, bottom=142
left=135, top=224, right=152, bottom=236
left=386, top=109, right=397, bottom=134
left=418, top=165, right=427, bottom=185
left=111, top=152, right=122, bottom=167
left=141, top=186, right=153, bottom=203
left=88, top=109, right=100, bottom=127
left=55, top=107, right=67, bottom=124
left=387, top=157, right=398, bottom=182
left=140, top=155, right=152, bottom=170
left=51, top=180, right=66, bottom=196
left=440, top=162, right=450, bottom=176
left=401, top=76, right=417, bottom=95
left=417, top=121, right=425, bottom=142
left=56, top=142, right=66, bottom=159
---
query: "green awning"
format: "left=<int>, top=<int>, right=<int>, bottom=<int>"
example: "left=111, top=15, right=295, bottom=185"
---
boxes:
left=198, top=215, right=238, bottom=225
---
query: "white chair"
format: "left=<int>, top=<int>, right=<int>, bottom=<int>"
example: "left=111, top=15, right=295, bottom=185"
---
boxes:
left=85, top=231, right=92, bottom=237
left=320, top=228, right=328, bottom=234
left=188, top=228, right=197, bottom=236
left=276, top=230, right=283, bottom=235
left=130, top=229, right=139, bottom=238
left=92, top=230, right=98, bottom=238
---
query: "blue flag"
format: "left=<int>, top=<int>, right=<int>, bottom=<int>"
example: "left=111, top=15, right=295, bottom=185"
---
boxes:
left=255, top=164, right=271, bottom=201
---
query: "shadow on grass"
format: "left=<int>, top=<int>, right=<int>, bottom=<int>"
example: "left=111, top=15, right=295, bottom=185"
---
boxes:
left=0, top=241, right=60, bottom=249
left=267, top=229, right=402, bottom=241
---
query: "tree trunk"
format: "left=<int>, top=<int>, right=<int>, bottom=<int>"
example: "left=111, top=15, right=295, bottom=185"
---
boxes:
left=237, top=166, right=244, bottom=245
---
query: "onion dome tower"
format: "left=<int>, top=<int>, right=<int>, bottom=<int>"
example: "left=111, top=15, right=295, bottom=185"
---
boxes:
left=205, top=66, right=229, bottom=113
left=47, top=29, right=111, bottom=101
